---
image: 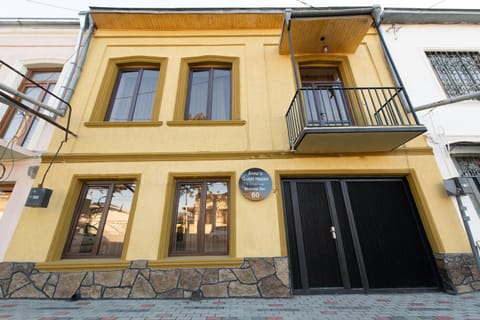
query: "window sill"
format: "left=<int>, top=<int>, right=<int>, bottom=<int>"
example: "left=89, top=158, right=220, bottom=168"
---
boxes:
left=84, top=121, right=163, bottom=128
left=166, top=120, right=246, bottom=127
left=149, top=256, right=244, bottom=269
left=36, top=259, right=130, bottom=272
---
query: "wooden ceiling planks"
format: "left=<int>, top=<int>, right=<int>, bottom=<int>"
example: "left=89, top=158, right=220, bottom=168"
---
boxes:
left=91, top=12, right=284, bottom=31
left=279, top=16, right=373, bottom=54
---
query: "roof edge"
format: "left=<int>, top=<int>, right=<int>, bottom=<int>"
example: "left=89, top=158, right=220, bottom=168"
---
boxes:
left=0, top=17, right=80, bottom=27
left=89, top=7, right=286, bottom=14
left=383, top=7, right=480, bottom=24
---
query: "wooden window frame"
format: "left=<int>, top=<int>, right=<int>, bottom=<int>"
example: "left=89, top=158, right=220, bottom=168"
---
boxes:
left=0, top=68, right=61, bottom=146
left=105, top=67, right=160, bottom=122
left=87, top=57, right=167, bottom=125
left=62, top=180, right=136, bottom=259
left=169, top=178, right=230, bottom=257
left=172, top=56, right=240, bottom=123
left=184, top=65, right=232, bottom=120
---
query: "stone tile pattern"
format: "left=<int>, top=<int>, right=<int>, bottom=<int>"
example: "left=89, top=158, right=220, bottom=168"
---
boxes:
left=0, top=257, right=291, bottom=299
left=435, top=253, right=480, bottom=294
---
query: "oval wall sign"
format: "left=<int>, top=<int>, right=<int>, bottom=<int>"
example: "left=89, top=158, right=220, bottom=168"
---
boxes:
left=239, top=168, right=272, bottom=201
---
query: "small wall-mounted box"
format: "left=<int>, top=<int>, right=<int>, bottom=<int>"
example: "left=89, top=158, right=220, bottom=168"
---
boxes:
left=25, top=187, right=52, bottom=208
left=444, top=177, right=474, bottom=196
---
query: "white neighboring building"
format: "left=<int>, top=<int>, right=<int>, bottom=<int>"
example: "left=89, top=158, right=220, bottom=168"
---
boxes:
left=0, top=18, right=80, bottom=260
left=382, top=8, right=480, bottom=258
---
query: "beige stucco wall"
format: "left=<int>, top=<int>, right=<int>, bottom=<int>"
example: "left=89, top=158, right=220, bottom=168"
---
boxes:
left=4, top=25, right=471, bottom=265
left=0, top=22, right=79, bottom=261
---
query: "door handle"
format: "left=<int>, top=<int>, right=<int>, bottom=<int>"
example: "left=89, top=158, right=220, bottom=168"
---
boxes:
left=329, top=226, right=337, bottom=240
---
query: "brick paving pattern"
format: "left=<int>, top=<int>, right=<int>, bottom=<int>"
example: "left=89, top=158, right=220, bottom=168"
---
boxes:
left=0, top=292, right=479, bottom=319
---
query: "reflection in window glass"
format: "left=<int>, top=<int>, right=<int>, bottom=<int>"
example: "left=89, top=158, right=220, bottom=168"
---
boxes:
left=63, top=181, right=135, bottom=258
left=0, top=184, right=14, bottom=221
left=23, top=83, right=58, bottom=146
left=1, top=70, right=60, bottom=145
left=185, top=67, right=231, bottom=120
left=171, top=180, right=229, bottom=256
left=106, top=68, right=159, bottom=121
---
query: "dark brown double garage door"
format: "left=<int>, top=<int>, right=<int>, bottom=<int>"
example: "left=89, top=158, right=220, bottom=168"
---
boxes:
left=282, top=178, right=440, bottom=293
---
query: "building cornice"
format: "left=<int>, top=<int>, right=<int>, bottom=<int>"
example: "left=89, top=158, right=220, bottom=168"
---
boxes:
left=40, top=148, right=434, bottom=164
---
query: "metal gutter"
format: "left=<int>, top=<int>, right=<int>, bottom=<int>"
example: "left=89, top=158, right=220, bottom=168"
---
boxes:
left=372, top=6, right=421, bottom=123
left=89, top=6, right=376, bottom=16
left=382, top=8, right=480, bottom=25
left=416, top=92, right=480, bottom=112
left=287, top=7, right=375, bottom=18
left=0, top=18, right=79, bottom=27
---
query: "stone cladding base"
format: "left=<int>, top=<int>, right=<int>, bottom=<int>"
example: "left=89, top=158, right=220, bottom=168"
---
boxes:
left=435, top=253, right=480, bottom=294
left=0, top=257, right=291, bottom=299
left=2, top=253, right=479, bottom=299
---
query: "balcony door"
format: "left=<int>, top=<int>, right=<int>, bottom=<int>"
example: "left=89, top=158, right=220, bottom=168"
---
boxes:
left=300, top=66, right=351, bottom=126
left=282, top=178, right=439, bottom=293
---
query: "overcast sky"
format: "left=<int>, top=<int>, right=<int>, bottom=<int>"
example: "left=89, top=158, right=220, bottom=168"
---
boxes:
left=2, top=0, right=480, bottom=18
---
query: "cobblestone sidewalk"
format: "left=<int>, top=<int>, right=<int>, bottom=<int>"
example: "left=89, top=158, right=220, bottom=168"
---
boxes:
left=0, top=291, right=479, bottom=319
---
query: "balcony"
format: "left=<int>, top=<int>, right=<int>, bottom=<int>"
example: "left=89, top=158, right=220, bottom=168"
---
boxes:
left=285, top=86, right=426, bottom=153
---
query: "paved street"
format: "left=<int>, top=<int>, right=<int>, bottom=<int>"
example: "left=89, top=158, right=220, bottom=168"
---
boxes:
left=1, top=291, right=480, bottom=319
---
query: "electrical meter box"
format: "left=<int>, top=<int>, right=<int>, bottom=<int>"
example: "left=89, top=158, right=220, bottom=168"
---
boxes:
left=25, top=187, right=52, bottom=208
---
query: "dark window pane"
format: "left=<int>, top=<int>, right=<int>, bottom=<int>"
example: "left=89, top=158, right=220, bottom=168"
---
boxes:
left=107, top=68, right=159, bottom=122
left=2, top=110, right=26, bottom=142
left=98, top=183, right=135, bottom=257
left=211, top=69, right=231, bottom=120
left=171, top=180, right=229, bottom=256
left=204, top=182, right=229, bottom=254
left=64, top=181, right=135, bottom=258
left=22, top=83, right=58, bottom=147
left=300, top=66, right=350, bottom=126
left=30, top=71, right=60, bottom=81
left=427, top=51, right=480, bottom=97
left=173, top=183, right=202, bottom=253
left=1, top=69, right=60, bottom=146
left=132, top=69, right=159, bottom=121
left=108, top=71, right=138, bottom=121
left=2, top=86, right=42, bottom=142
left=185, top=66, right=232, bottom=120
left=186, top=70, right=209, bottom=120
left=67, top=185, right=110, bottom=255
left=456, top=156, right=480, bottom=177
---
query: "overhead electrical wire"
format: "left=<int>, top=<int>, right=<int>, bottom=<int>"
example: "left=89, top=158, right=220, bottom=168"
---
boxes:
left=25, top=0, right=79, bottom=12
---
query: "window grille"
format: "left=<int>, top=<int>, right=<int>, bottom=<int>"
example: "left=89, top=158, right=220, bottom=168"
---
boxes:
left=456, top=156, right=480, bottom=177
left=426, top=51, right=480, bottom=97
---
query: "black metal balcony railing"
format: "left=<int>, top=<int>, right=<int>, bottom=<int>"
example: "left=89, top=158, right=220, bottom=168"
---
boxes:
left=285, top=87, right=422, bottom=150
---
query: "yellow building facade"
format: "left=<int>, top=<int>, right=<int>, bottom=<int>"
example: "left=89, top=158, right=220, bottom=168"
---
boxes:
left=2, top=7, right=478, bottom=299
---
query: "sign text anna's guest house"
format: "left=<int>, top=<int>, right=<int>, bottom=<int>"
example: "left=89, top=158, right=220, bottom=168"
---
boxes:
left=239, top=168, right=272, bottom=201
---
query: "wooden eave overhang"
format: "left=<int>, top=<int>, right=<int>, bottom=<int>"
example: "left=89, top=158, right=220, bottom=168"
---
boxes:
left=89, top=8, right=284, bottom=31
left=279, top=13, right=373, bottom=55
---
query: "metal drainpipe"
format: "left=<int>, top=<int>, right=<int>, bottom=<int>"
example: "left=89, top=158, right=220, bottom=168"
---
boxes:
left=454, top=194, right=480, bottom=273
left=284, top=9, right=306, bottom=152
left=57, top=12, right=95, bottom=113
left=372, top=6, right=422, bottom=125
left=285, top=9, right=301, bottom=92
